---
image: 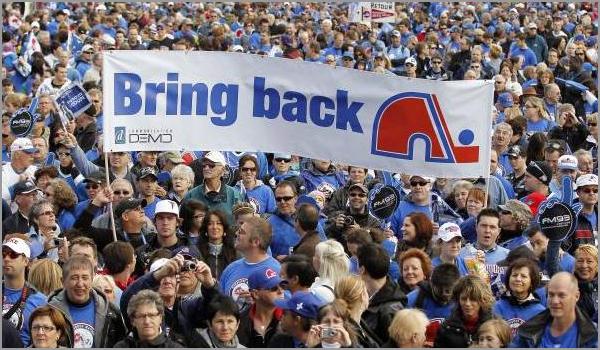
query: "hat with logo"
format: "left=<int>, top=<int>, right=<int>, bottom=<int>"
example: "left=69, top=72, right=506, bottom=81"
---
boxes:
left=10, top=137, right=37, bottom=154
left=526, top=161, right=553, bottom=186
left=2, top=238, right=31, bottom=259
left=154, top=199, right=179, bottom=217
left=348, top=183, right=368, bottom=194
left=391, top=30, right=401, bottom=37
left=115, top=198, right=147, bottom=218
left=438, top=222, right=462, bottom=242
left=274, top=291, right=326, bottom=319
left=138, top=167, right=158, bottom=181
left=498, top=245, right=538, bottom=267
left=527, top=22, right=538, bottom=29
left=203, top=151, right=226, bottom=165
left=576, top=173, right=598, bottom=189
left=405, top=56, right=417, bottom=66
left=13, top=180, right=39, bottom=196
left=162, top=151, right=184, bottom=164
left=249, top=267, right=282, bottom=290
left=557, top=155, right=578, bottom=171
left=81, top=44, right=94, bottom=53
left=83, top=170, right=106, bottom=185
left=497, top=92, right=513, bottom=108
left=507, top=145, right=526, bottom=158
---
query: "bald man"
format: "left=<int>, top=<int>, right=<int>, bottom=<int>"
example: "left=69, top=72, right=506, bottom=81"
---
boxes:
left=510, top=272, right=597, bottom=348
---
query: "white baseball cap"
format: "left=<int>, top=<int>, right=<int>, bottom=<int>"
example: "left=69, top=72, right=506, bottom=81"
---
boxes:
left=3, top=238, right=31, bottom=259
left=576, top=174, right=598, bottom=189
left=438, top=223, right=462, bottom=242
left=203, top=151, right=226, bottom=165
left=10, top=137, right=37, bottom=154
left=149, top=258, right=170, bottom=273
left=557, top=155, right=578, bottom=171
left=154, top=199, right=179, bottom=217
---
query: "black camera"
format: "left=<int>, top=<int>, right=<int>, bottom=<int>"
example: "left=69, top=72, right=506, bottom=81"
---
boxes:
left=342, top=215, right=355, bottom=227
left=181, top=260, right=197, bottom=272
left=53, top=238, right=62, bottom=246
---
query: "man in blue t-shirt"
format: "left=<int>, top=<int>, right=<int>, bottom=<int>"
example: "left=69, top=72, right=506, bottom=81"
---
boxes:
left=2, top=238, right=47, bottom=346
left=511, top=272, right=598, bottom=348
left=220, top=216, right=281, bottom=312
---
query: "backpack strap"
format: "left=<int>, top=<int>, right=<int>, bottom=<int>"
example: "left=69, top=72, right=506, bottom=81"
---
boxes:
left=2, top=284, right=31, bottom=330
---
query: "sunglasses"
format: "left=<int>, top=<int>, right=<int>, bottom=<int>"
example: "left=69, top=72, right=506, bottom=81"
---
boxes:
left=587, top=122, right=597, bottom=127
left=580, top=188, right=598, bottom=194
left=276, top=196, right=295, bottom=202
left=432, top=61, right=442, bottom=64
left=113, top=190, right=130, bottom=195
left=85, top=183, right=100, bottom=190
left=241, top=167, right=256, bottom=172
left=57, top=152, right=71, bottom=157
left=405, top=63, right=415, bottom=67
left=202, top=162, right=216, bottom=169
left=410, top=181, right=428, bottom=187
left=470, top=65, right=480, bottom=69
left=261, top=285, right=281, bottom=292
left=508, top=155, right=520, bottom=160
left=2, top=250, right=23, bottom=259
left=274, top=158, right=291, bottom=163
left=349, top=192, right=367, bottom=198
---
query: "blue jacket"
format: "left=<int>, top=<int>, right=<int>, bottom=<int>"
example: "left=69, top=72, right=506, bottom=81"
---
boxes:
left=407, top=282, right=454, bottom=322
left=300, top=164, right=345, bottom=194
left=391, top=193, right=462, bottom=237
left=510, top=308, right=597, bottom=348
left=268, top=212, right=326, bottom=257
left=493, top=293, right=546, bottom=331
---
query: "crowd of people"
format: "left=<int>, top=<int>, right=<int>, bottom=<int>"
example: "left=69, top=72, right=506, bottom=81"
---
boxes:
left=2, top=1, right=599, bottom=348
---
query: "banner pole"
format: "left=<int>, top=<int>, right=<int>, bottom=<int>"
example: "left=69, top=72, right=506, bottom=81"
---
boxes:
left=104, top=154, right=118, bottom=242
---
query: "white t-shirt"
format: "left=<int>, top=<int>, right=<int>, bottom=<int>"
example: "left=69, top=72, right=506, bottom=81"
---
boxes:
left=2, top=163, right=38, bottom=201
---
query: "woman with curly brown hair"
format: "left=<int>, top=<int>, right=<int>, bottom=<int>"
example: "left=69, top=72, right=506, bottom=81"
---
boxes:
left=44, top=178, right=77, bottom=230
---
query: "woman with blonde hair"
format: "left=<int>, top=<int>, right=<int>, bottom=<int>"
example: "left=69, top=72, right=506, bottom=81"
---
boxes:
left=386, top=308, right=429, bottom=348
left=311, top=240, right=350, bottom=303
left=28, top=259, right=63, bottom=296
left=523, top=96, right=556, bottom=133
left=334, top=276, right=379, bottom=348
left=434, top=275, right=496, bottom=348
left=93, top=274, right=119, bottom=305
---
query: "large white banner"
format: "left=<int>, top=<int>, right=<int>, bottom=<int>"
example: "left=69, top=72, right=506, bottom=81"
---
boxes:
left=103, top=51, right=493, bottom=178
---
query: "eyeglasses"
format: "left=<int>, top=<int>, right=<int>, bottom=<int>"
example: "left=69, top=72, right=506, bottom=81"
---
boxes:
left=261, top=285, right=281, bottom=292
left=134, top=311, right=161, bottom=320
left=587, top=122, right=597, bottom=127
left=580, top=187, right=598, bottom=194
left=2, top=250, right=23, bottom=259
left=241, top=167, right=256, bottom=172
left=113, top=190, right=130, bottom=195
left=85, top=183, right=100, bottom=190
left=576, top=52, right=585, bottom=56
left=57, top=152, right=71, bottom=157
left=276, top=196, right=295, bottom=203
left=349, top=192, right=367, bottom=198
left=39, top=210, right=55, bottom=217
left=274, top=158, right=291, bottom=163
left=31, top=325, right=56, bottom=333
left=410, top=181, right=428, bottom=187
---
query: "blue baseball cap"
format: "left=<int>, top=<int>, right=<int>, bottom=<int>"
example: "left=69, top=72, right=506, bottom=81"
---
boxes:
left=582, top=62, right=596, bottom=72
left=574, top=34, right=585, bottom=42
left=248, top=267, right=282, bottom=290
left=274, top=291, right=326, bottom=319
left=296, top=194, right=320, bottom=210
left=585, top=36, right=596, bottom=47
left=450, top=25, right=461, bottom=33
left=342, top=51, right=354, bottom=60
left=498, top=92, right=514, bottom=108
left=462, top=22, right=475, bottom=30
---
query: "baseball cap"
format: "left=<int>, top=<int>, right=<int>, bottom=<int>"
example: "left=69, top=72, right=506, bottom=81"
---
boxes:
left=576, top=173, right=598, bottom=189
left=248, top=267, right=282, bottom=290
left=273, top=153, right=292, bottom=160
left=522, top=192, right=546, bottom=216
left=526, top=161, right=553, bottom=186
left=574, top=34, right=585, bottom=42
left=81, top=44, right=94, bottom=53
left=154, top=199, right=179, bottom=217
left=582, top=62, right=596, bottom=73
left=83, top=170, right=106, bottom=185
left=149, top=258, right=170, bottom=273
left=507, top=145, right=525, bottom=158
left=231, top=45, right=244, bottom=52
left=348, top=183, right=368, bottom=194
left=162, top=151, right=184, bottom=164
left=274, top=291, right=326, bottom=319
left=203, top=151, right=226, bottom=165
left=31, top=21, right=40, bottom=29
left=557, top=155, right=578, bottom=171
left=410, top=175, right=436, bottom=183
left=498, top=199, right=532, bottom=217
left=115, top=198, right=147, bottom=218
left=13, top=180, right=39, bottom=196
left=138, top=167, right=158, bottom=180
left=342, top=51, right=354, bottom=60
left=438, top=222, right=462, bottom=242
left=405, top=56, right=417, bottom=66
left=527, top=22, right=538, bottom=29
left=498, top=245, right=538, bottom=267
left=3, top=238, right=31, bottom=259
left=497, top=92, right=513, bottom=108
left=171, top=246, right=201, bottom=259
left=391, top=30, right=401, bottom=37
left=450, top=26, right=461, bottom=33
left=10, top=137, right=38, bottom=154
left=296, top=195, right=320, bottom=210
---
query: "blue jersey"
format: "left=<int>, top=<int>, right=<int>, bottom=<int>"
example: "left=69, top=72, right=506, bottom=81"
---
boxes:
left=540, top=322, right=578, bottom=348
left=219, top=256, right=280, bottom=310
left=238, top=183, right=276, bottom=214
left=69, top=300, right=97, bottom=348
left=431, top=256, right=470, bottom=276
left=407, top=288, right=454, bottom=321
left=493, top=296, right=546, bottom=333
left=390, top=201, right=431, bottom=237
left=527, top=118, right=556, bottom=133
left=2, top=286, right=47, bottom=346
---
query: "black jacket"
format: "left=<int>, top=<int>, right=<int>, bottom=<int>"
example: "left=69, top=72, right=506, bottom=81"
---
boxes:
left=361, top=277, right=406, bottom=346
left=114, top=332, right=184, bottom=348
left=2, top=211, right=30, bottom=237
left=434, top=308, right=493, bottom=348
left=548, top=123, right=589, bottom=152
left=577, top=277, right=598, bottom=322
left=325, top=208, right=381, bottom=251
left=237, top=305, right=282, bottom=348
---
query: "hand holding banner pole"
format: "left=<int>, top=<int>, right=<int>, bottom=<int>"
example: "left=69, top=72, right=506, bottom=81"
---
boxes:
left=104, top=154, right=118, bottom=242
